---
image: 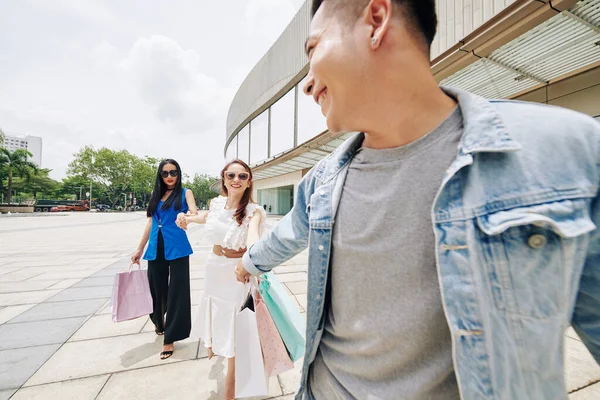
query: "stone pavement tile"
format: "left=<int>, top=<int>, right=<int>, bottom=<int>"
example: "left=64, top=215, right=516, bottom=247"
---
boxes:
left=276, top=265, right=308, bottom=274
left=46, top=286, right=112, bottom=302
left=91, top=267, right=130, bottom=278
left=278, top=360, right=303, bottom=395
left=290, top=255, right=308, bottom=264
left=0, top=316, right=86, bottom=350
left=10, top=299, right=107, bottom=324
left=275, top=273, right=308, bottom=283
left=25, top=332, right=198, bottom=386
left=0, top=304, right=36, bottom=324
left=284, top=281, right=307, bottom=295
left=28, top=271, right=95, bottom=281
left=0, top=267, right=22, bottom=275
left=0, top=280, right=61, bottom=294
left=0, top=271, right=42, bottom=283
left=0, top=290, right=60, bottom=307
left=10, top=375, right=110, bottom=400
left=96, top=301, right=112, bottom=315
left=190, top=279, right=204, bottom=291
left=190, top=270, right=204, bottom=280
left=0, top=389, right=16, bottom=400
left=47, top=278, right=83, bottom=290
left=72, top=276, right=115, bottom=288
left=96, top=358, right=282, bottom=400
left=295, top=294, right=307, bottom=310
left=565, top=336, right=600, bottom=392
left=70, top=314, right=148, bottom=341
left=0, top=344, right=61, bottom=390
left=570, top=383, right=600, bottom=399
left=191, top=290, right=204, bottom=306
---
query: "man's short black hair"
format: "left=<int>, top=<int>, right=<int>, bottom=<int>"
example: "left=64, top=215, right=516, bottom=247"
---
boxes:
left=311, top=0, right=437, bottom=50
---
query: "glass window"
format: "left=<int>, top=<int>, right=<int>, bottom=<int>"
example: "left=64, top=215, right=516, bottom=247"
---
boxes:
left=297, top=76, right=327, bottom=145
left=225, top=136, right=237, bottom=162
left=270, top=89, right=295, bottom=156
left=237, top=124, right=250, bottom=164
left=250, top=111, right=268, bottom=164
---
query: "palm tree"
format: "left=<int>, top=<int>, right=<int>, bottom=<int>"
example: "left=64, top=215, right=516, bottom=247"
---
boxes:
left=0, top=127, right=5, bottom=147
left=0, top=148, right=38, bottom=203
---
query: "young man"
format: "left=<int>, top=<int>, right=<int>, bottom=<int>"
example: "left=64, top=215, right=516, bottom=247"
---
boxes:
left=235, top=0, right=600, bottom=398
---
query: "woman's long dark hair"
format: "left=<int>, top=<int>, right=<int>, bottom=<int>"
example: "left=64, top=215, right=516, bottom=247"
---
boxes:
left=221, top=159, right=254, bottom=226
left=146, top=159, right=183, bottom=217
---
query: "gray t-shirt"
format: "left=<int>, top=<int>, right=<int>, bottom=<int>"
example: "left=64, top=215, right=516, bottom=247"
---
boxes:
left=309, top=107, right=464, bottom=400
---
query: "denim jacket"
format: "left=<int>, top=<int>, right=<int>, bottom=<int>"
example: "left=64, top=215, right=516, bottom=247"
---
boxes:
left=242, top=88, right=600, bottom=399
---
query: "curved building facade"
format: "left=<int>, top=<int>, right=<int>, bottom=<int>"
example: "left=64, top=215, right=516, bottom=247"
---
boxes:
left=226, top=0, right=600, bottom=214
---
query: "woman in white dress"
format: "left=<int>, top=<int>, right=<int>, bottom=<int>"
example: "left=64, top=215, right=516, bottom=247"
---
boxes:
left=177, top=159, right=265, bottom=400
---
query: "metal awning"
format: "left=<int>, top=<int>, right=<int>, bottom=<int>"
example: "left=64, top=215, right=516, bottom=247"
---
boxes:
left=440, top=0, right=600, bottom=98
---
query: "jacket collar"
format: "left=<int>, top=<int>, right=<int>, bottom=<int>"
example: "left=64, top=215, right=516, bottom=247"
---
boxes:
left=318, top=86, right=522, bottom=181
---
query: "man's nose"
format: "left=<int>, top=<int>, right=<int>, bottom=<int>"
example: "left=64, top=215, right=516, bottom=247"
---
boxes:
left=303, top=69, right=315, bottom=96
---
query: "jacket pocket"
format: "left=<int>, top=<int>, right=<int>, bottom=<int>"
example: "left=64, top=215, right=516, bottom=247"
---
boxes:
left=475, top=198, right=595, bottom=319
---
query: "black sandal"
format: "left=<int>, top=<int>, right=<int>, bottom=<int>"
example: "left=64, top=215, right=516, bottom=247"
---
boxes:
left=155, top=329, right=164, bottom=336
left=160, top=350, right=173, bottom=360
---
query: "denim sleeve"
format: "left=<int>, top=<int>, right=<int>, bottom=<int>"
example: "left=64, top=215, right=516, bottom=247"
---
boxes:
left=242, top=169, right=314, bottom=275
left=572, top=124, right=600, bottom=365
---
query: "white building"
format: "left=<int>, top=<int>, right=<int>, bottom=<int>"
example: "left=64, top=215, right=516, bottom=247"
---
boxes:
left=2, top=133, right=43, bottom=167
left=225, top=0, right=600, bottom=215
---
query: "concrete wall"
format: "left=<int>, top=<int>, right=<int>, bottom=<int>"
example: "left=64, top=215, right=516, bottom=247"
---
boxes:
left=431, top=0, right=518, bottom=59
left=514, top=66, right=600, bottom=118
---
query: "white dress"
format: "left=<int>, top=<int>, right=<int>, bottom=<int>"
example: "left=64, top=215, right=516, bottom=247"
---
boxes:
left=191, top=196, right=266, bottom=358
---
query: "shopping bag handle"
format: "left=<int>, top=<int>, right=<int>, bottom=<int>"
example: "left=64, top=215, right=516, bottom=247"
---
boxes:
left=128, top=263, right=142, bottom=273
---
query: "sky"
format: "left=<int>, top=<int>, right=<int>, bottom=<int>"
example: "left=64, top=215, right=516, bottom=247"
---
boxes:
left=0, top=0, right=305, bottom=180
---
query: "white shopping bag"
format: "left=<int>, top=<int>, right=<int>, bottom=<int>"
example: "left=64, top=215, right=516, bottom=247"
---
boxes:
left=235, top=307, right=269, bottom=398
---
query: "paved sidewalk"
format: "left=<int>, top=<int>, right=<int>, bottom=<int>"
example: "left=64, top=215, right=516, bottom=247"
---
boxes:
left=0, top=212, right=598, bottom=399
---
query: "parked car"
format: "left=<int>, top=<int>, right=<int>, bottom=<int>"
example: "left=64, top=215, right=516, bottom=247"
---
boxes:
left=50, top=203, right=89, bottom=212
left=96, top=204, right=111, bottom=212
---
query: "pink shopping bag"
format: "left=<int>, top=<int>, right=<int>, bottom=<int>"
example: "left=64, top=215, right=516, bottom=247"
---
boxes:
left=111, top=264, right=153, bottom=322
left=255, top=292, right=294, bottom=377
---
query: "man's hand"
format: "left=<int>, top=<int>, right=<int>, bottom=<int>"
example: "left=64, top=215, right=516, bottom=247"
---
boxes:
left=235, top=260, right=250, bottom=283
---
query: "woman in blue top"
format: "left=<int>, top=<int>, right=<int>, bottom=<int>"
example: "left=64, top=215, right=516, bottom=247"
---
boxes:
left=131, top=159, right=197, bottom=360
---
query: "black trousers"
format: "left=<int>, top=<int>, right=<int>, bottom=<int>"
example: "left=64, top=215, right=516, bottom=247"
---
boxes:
left=148, top=231, right=191, bottom=345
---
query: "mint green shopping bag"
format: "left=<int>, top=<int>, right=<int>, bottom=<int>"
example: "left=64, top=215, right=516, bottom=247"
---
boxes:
left=257, top=272, right=306, bottom=361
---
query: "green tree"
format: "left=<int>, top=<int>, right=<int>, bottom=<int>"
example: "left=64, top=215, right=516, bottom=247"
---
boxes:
left=0, top=127, right=5, bottom=147
left=68, top=146, right=136, bottom=207
left=56, top=175, right=105, bottom=202
left=11, top=168, right=59, bottom=199
left=131, top=156, right=159, bottom=207
left=186, top=173, right=219, bottom=209
left=0, top=148, right=38, bottom=203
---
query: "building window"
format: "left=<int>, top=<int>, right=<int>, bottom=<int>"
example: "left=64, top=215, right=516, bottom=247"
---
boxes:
left=270, top=89, right=295, bottom=156
left=237, top=124, right=250, bottom=164
left=226, top=136, right=237, bottom=162
left=297, top=76, right=328, bottom=145
left=250, top=110, right=269, bottom=164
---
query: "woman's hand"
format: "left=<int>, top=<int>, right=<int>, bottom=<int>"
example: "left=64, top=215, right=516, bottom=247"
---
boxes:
left=176, top=212, right=188, bottom=230
left=131, top=249, right=143, bottom=264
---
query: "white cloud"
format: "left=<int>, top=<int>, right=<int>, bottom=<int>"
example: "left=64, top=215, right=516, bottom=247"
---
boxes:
left=245, top=0, right=297, bottom=47
left=119, top=35, right=234, bottom=135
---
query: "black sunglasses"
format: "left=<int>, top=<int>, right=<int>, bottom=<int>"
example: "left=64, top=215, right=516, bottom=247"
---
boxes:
left=224, top=172, right=250, bottom=181
left=161, top=170, right=179, bottom=178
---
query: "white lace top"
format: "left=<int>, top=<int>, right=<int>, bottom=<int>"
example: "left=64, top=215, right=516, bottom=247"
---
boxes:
left=204, top=196, right=266, bottom=251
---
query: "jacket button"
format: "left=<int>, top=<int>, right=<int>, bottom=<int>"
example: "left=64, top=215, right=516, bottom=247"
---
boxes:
left=318, top=245, right=324, bottom=251
left=528, top=234, right=547, bottom=249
